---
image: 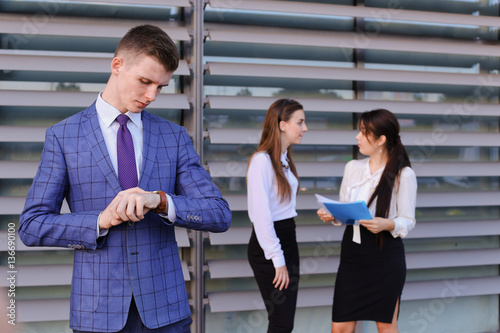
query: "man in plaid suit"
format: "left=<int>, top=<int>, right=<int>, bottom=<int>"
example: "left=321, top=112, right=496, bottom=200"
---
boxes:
left=19, top=25, right=231, bottom=333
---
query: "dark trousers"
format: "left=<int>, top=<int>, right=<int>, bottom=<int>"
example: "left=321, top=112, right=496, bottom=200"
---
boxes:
left=247, top=218, right=300, bottom=333
left=73, top=297, right=192, bottom=333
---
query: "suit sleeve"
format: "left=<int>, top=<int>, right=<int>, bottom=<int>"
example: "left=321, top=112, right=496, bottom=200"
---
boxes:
left=168, top=128, right=231, bottom=233
left=18, top=127, right=102, bottom=250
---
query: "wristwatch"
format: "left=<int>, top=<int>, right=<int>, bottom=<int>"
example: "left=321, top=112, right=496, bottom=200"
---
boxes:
left=152, top=190, right=167, bottom=213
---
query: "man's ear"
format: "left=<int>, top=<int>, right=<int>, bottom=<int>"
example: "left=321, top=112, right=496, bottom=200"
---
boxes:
left=110, top=57, right=124, bottom=75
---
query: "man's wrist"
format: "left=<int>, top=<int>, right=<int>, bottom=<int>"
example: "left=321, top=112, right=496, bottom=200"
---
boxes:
left=152, top=190, right=167, bottom=213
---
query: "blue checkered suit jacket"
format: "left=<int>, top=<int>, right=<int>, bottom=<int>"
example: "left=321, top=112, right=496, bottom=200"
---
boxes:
left=19, top=103, right=231, bottom=332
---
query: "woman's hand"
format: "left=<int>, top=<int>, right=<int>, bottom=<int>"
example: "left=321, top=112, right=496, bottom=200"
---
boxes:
left=273, top=265, right=289, bottom=291
left=359, top=217, right=395, bottom=234
left=317, top=209, right=341, bottom=226
left=317, top=208, right=333, bottom=223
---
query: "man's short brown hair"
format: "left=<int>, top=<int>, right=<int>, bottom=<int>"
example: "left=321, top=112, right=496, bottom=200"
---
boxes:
left=115, top=24, right=179, bottom=72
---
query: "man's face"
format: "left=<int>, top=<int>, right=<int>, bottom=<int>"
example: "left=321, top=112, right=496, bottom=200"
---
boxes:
left=113, top=54, right=174, bottom=113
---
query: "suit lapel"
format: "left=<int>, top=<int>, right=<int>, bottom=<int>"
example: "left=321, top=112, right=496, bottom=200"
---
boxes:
left=81, top=103, right=122, bottom=194
left=139, top=111, right=158, bottom=189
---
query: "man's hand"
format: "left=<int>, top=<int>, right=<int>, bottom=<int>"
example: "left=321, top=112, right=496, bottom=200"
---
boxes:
left=98, top=187, right=161, bottom=229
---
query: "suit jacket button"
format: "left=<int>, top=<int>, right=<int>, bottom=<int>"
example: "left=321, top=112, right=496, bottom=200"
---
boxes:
left=128, top=221, right=135, bottom=227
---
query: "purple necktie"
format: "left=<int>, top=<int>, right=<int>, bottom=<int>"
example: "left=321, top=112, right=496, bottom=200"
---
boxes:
left=116, top=114, right=138, bottom=190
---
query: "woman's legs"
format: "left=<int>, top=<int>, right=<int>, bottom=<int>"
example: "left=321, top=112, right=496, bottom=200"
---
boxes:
left=248, top=225, right=299, bottom=333
left=376, top=299, right=400, bottom=333
left=331, top=321, right=356, bottom=333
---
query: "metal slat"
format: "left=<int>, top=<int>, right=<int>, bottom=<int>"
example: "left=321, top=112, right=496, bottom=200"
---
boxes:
left=207, top=276, right=500, bottom=312
left=412, top=162, right=500, bottom=177
left=207, top=161, right=346, bottom=178
left=0, top=13, right=190, bottom=41
left=408, top=220, right=500, bottom=239
left=208, top=220, right=500, bottom=246
left=208, top=225, right=342, bottom=246
left=81, top=0, right=191, bottom=6
left=0, top=49, right=190, bottom=76
left=221, top=191, right=500, bottom=212
left=208, top=28, right=500, bottom=58
left=0, top=197, right=34, bottom=215
left=207, top=248, right=500, bottom=279
left=0, top=161, right=39, bottom=179
left=208, top=257, right=339, bottom=279
left=207, top=286, right=334, bottom=312
left=207, top=62, right=500, bottom=87
left=0, top=126, right=47, bottom=143
left=0, top=261, right=190, bottom=287
left=3, top=158, right=496, bottom=182
left=207, top=161, right=500, bottom=178
left=208, top=0, right=500, bottom=28
left=0, top=90, right=189, bottom=109
left=0, top=228, right=190, bottom=250
left=207, top=95, right=500, bottom=117
left=20, top=275, right=500, bottom=319
left=207, top=128, right=500, bottom=147
left=17, top=299, right=70, bottom=322
left=0, top=265, right=71, bottom=287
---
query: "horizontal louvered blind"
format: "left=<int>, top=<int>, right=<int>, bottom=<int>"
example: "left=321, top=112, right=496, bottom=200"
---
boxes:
left=2, top=0, right=500, bottom=332
left=202, top=1, right=500, bottom=332
left=0, top=1, right=193, bottom=329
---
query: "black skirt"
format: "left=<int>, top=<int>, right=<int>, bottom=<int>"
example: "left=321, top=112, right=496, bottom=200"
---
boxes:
left=332, top=224, right=406, bottom=323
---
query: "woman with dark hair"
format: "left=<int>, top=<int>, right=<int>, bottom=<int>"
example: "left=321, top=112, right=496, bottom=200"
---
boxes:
left=318, top=109, right=417, bottom=333
left=247, top=98, right=308, bottom=333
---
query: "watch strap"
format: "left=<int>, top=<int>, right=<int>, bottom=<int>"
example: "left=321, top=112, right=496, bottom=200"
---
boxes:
left=152, top=190, right=167, bottom=213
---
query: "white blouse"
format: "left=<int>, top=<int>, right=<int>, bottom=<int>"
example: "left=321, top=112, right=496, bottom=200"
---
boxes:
left=247, top=151, right=298, bottom=268
left=339, top=158, right=417, bottom=243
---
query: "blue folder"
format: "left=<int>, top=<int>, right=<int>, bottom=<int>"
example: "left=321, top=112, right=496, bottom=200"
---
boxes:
left=316, top=194, right=372, bottom=225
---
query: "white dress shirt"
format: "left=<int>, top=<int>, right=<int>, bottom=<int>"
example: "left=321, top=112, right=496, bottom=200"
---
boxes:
left=339, top=158, right=417, bottom=243
left=96, top=93, right=143, bottom=180
left=95, top=93, right=176, bottom=236
left=247, top=151, right=298, bottom=268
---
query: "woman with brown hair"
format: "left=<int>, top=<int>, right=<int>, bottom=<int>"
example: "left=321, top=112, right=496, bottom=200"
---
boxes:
left=318, top=109, right=417, bottom=333
left=247, top=98, right=308, bottom=333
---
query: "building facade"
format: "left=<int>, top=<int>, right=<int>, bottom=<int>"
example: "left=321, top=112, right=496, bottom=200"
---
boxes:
left=0, top=0, right=499, bottom=332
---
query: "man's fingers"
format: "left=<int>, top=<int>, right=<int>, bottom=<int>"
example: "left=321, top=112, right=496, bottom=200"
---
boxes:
left=120, top=187, right=146, bottom=194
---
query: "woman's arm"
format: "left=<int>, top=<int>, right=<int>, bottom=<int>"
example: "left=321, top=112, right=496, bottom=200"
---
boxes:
left=360, top=167, right=417, bottom=236
left=391, top=167, right=418, bottom=238
left=247, top=154, right=286, bottom=268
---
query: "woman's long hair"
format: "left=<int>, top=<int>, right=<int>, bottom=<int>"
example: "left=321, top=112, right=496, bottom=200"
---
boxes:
left=247, top=98, right=303, bottom=202
left=361, top=109, right=411, bottom=245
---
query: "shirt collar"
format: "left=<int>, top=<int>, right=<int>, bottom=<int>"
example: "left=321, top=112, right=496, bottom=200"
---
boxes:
left=281, top=151, right=289, bottom=168
left=96, top=92, right=142, bottom=128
